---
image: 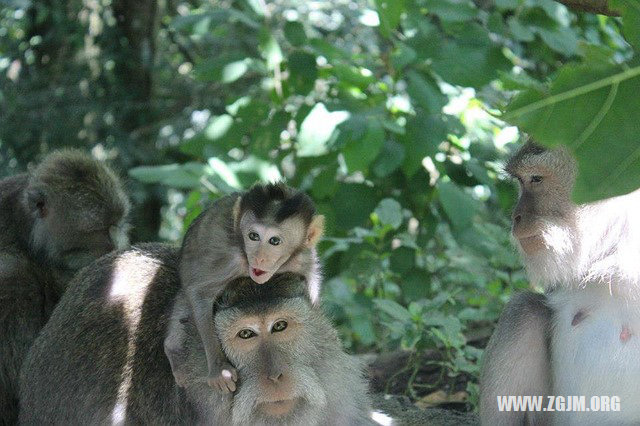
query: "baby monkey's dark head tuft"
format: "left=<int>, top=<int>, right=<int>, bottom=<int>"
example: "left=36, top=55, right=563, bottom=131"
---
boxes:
left=239, top=182, right=316, bottom=225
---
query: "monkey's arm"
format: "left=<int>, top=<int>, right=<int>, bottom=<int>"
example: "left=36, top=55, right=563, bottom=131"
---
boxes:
left=480, top=291, right=552, bottom=426
left=183, top=282, right=238, bottom=392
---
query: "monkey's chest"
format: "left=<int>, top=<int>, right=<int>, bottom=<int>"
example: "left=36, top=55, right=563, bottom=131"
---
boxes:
left=548, top=287, right=640, bottom=424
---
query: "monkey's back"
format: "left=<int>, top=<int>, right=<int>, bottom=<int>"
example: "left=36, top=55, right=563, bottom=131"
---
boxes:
left=0, top=173, right=29, bottom=249
left=19, top=243, right=199, bottom=424
left=179, top=192, right=245, bottom=290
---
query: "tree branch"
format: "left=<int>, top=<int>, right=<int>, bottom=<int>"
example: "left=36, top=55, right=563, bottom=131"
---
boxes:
left=554, top=0, right=620, bottom=16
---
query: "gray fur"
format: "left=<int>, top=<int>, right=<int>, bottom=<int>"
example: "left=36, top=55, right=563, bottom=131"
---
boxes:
left=19, top=245, right=372, bottom=425
left=480, top=292, right=552, bottom=426
left=171, top=186, right=322, bottom=391
left=0, top=150, right=129, bottom=425
left=482, top=142, right=640, bottom=425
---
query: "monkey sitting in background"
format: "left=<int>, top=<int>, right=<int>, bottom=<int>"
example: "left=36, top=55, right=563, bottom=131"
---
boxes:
left=168, top=182, right=325, bottom=392
left=0, top=149, right=130, bottom=425
left=19, top=245, right=374, bottom=425
left=480, top=142, right=640, bottom=425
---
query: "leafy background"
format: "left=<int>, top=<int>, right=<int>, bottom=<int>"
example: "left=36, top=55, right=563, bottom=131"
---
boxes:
left=1, top=0, right=637, bottom=412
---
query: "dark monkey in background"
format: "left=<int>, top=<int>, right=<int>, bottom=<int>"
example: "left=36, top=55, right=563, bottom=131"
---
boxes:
left=19, top=245, right=374, bottom=425
left=167, top=182, right=325, bottom=392
left=480, top=142, right=640, bottom=425
left=0, top=149, right=130, bottom=424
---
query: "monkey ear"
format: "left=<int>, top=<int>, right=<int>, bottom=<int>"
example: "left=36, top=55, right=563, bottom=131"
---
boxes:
left=233, top=196, right=242, bottom=229
left=26, top=188, right=48, bottom=218
left=305, top=215, right=325, bottom=248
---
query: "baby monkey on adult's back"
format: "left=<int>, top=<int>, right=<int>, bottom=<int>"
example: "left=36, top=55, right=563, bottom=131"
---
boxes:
left=166, top=183, right=324, bottom=392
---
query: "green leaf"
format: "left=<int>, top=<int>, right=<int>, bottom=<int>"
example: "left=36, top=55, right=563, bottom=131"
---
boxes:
left=288, top=51, right=318, bottom=94
left=129, top=163, right=206, bottom=189
left=611, top=0, right=640, bottom=49
left=297, top=103, right=350, bottom=157
left=534, top=25, right=579, bottom=56
left=284, top=21, right=307, bottom=46
left=373, top=140, right=406, bottom=177
left=504, top=61, right=640, bottom=203
left=495, top=0, right=521, bottom=10
left=391, top=43, right=417, bottom=71
left=406, top=70, right=446, bottom=113
left=220, top=59, right=250, bottom=83
left=390, top=246, right=416, bottom=274
left=507, top=17, right=535, bottom=42
left=193, top=54, right=252, bottom=82
left=311, top=164, right=339, bottom=199
left=400, top=113, right=448, bottom=176
left=428, top=24, right=510, bottom=88
left=437, top=181, right=477, bottom=230
left=374, top=198, right=403, bottom=229
left=170, top=11, right=229, bottom=32
left=402, top=270, right=431, bottom=302
left=342, top=118, right=385, bottom=173
left=375, top=0, right=405, bottom=38
left=499, top=70, right=544, bottom=91
left=259, top=27, right=283, bottom=69
left=331, top=64, right=376, bottom=89
left=333, top=183, right=378, bottom=230
left=374, top=299, right=412, bottom=323
left=424, top=0, right=478, bottom=22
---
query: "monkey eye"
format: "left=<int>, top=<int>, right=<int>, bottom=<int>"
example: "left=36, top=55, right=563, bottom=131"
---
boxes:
left=248, top=231, right=260, bottom=241
left=530, top=175, right=543, bottom=183
left=271, top=320, right=287, bottom=332
left=237, top=329, right=257, bottom=339
left=268, top=236, right=281, bottom=246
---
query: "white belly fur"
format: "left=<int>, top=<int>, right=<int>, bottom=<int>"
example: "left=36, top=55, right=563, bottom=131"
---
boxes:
left=549, top=287, right=640, bottom=425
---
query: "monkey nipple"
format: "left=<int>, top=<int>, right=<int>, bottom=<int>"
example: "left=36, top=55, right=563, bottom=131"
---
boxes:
left=571, top=310, right=587, bottom=326
left=620, top=325, right=632, bottom=343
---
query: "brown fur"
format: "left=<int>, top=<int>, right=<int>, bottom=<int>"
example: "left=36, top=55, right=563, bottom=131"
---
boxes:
left=19, top=245, right=373, bottom=425
left=169, top=183, right=323, bottom=393
left=0, top=150, right=129, bottom=424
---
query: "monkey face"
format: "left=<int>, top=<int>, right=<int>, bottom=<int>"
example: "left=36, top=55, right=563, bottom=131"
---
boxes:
left=508, top=147, right=577, bottom=256
left=215, top=298, right=327, bottom=424
left=28, top=189, right=130, bottom=272
left=239, top=212, right=306, bottom=284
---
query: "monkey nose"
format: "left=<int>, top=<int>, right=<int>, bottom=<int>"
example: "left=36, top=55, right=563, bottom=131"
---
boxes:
left=268, top=372, right=283, bottom=383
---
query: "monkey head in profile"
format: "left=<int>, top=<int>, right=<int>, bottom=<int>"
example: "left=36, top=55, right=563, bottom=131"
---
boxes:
left=505, top=142, right=577, bottom=256
left=26, top=149, right=131, bottom=275
left=505, top=140, right=640, bottom=290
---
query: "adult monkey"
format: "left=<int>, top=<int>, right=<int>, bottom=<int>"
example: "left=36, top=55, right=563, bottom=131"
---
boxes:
left=19, top=245, right=374, bottom=425
left=480, top=142, right=640, bottom=425
left=0, top=150, right=130, bottom=425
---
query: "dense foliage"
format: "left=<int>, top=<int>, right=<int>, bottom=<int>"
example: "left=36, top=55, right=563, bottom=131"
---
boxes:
left=1, top=0, right=637, bottom=409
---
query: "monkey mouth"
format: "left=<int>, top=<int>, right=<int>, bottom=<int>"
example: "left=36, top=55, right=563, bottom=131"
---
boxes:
left=249, top=267, right=274, bottom=284
left=517, top=234, right=546, bottom=254
left=251, top=267, right=267, bottom=277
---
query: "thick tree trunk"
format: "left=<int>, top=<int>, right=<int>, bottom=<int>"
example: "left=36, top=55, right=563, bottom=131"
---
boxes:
left=111, top=0, right=158, bottom=129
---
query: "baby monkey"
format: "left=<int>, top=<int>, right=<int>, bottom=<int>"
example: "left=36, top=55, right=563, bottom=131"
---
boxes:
left=165, top=182, right=324, bottom=392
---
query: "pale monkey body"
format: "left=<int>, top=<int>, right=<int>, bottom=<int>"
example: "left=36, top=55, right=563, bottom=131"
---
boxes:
left=480, top=143, right=640, bottom=425
left=169, top=184, right=323, bottom=391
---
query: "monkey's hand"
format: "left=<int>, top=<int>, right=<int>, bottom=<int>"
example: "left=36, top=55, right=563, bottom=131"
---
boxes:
left=207, top=363, right=238, bottom=393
